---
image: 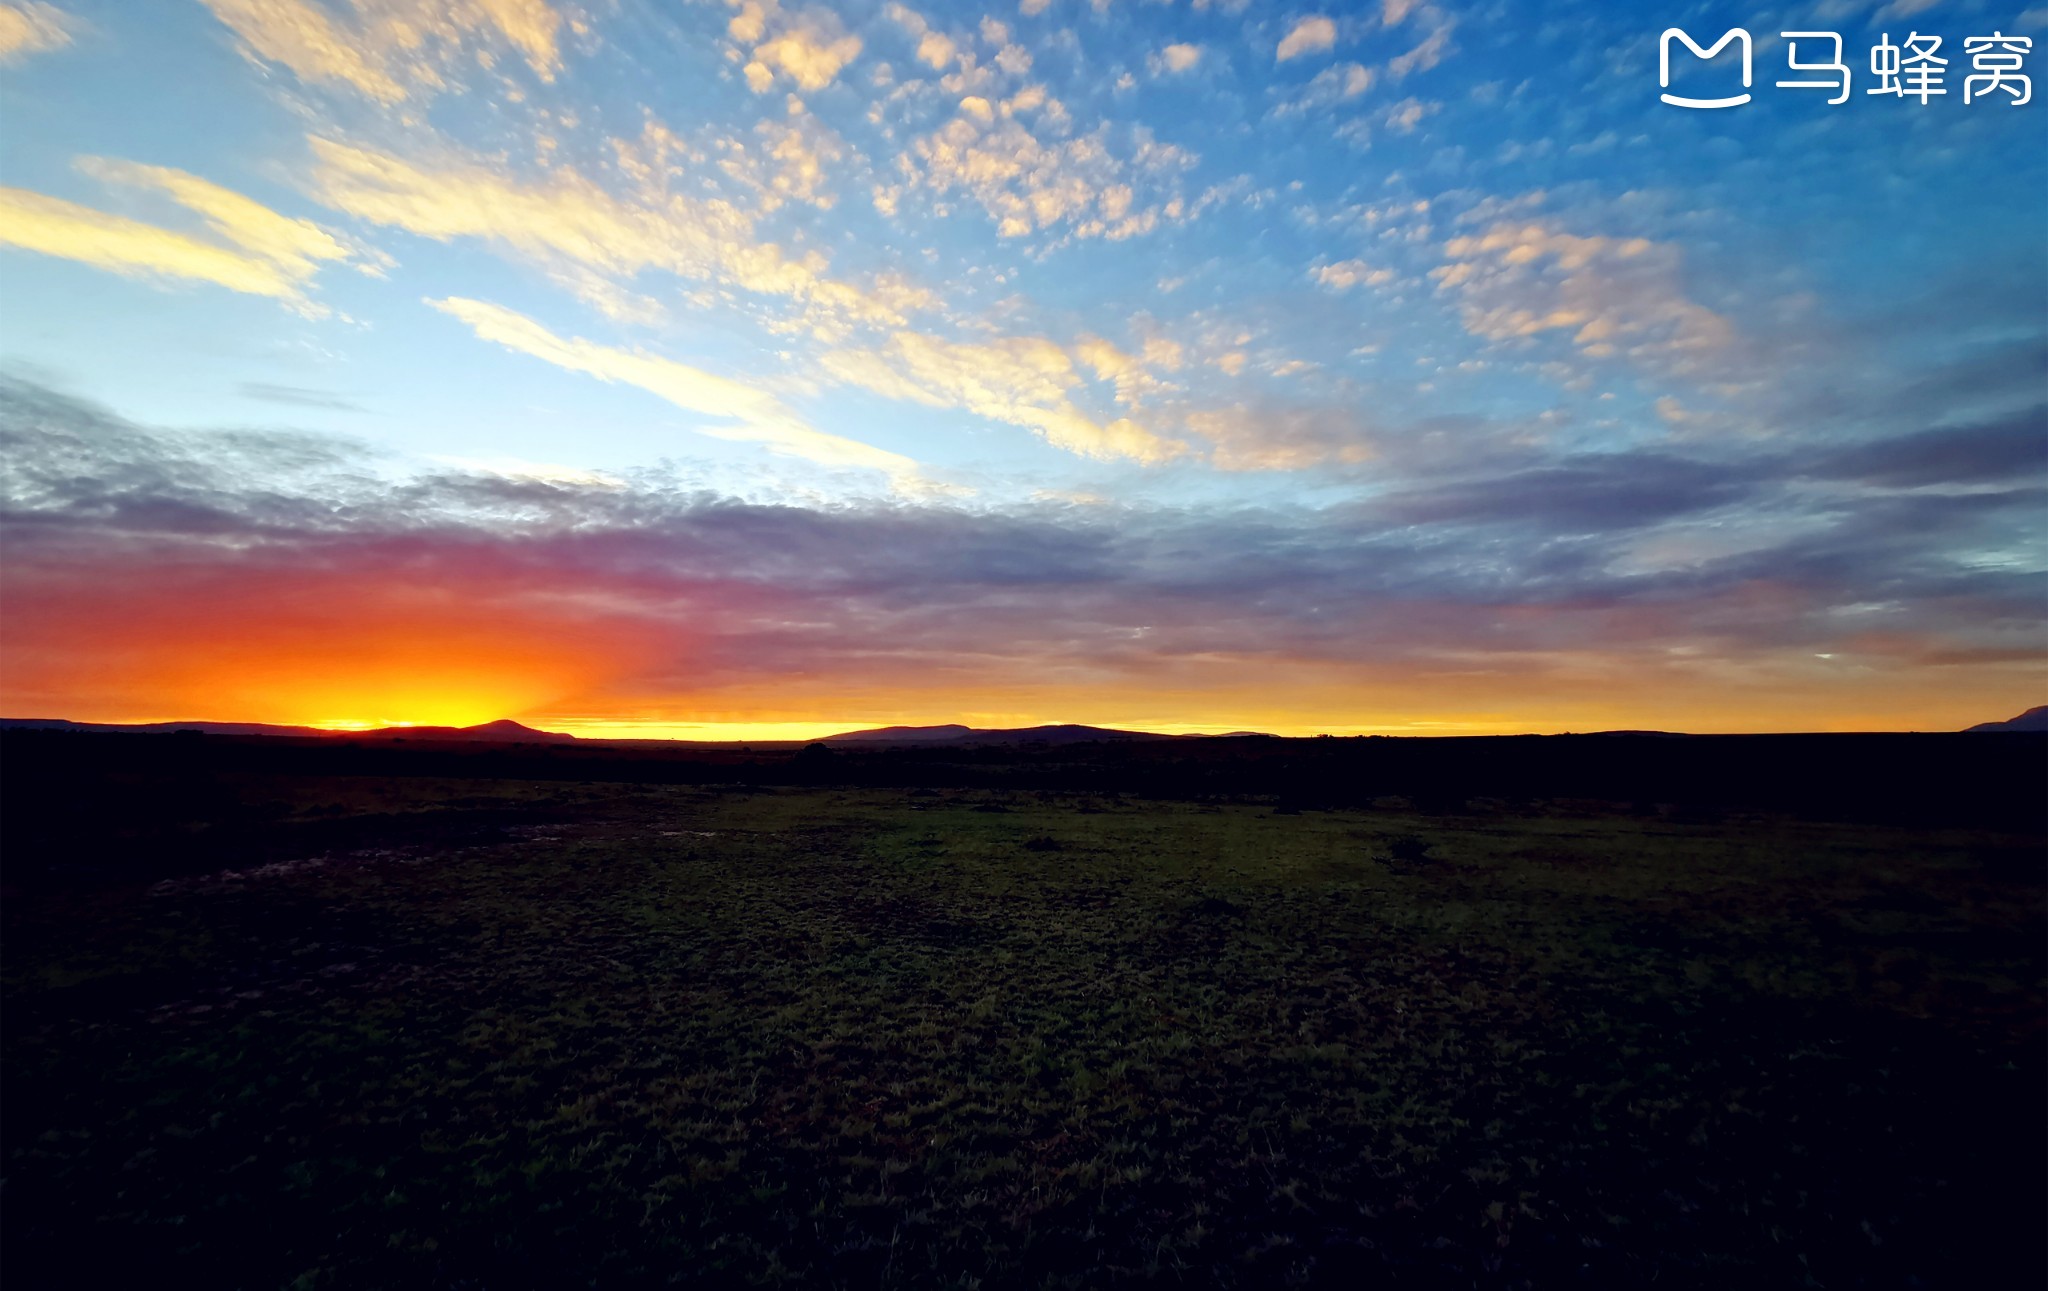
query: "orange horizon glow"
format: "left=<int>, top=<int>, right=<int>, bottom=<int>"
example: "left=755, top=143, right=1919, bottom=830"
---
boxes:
left=28, top=678, right=2041, bottom=741
left=4, top=545, right=2038, bottom=741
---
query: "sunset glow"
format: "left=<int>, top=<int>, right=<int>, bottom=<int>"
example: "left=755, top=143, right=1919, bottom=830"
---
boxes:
left=2, top=1, right=2041, bottom=735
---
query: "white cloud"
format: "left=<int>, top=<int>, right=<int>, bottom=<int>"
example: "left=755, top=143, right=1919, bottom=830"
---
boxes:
left=1270, top=60, right=1371, bottom=115
left=886, top=108, right=1197, bottom=242
left=431, top=296, right=933, bottom=485
left=1385, top=2, right=1455, bottom=78
left=1275, top=15, right=1336, bottom=62
left=1383, top=96, right=1433, bottom=133
left=1154, top=42, right=1202, bottom=74
left=1312, top=259, right=1394, bottom=290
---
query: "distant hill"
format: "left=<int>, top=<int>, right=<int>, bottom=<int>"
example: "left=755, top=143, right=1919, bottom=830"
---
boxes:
left=824, top=722, right=1169, bottom=745
left=0, top=717, right=330, bottom=738
left=0, top=717, right=575, bottom=742
left=349, top=719, right=577, bottom=743
left=1964, top=705, right=2048, bottom=733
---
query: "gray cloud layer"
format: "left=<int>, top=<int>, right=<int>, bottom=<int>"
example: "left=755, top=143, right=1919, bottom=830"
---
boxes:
left=4, top=375, right=2041, bottom=704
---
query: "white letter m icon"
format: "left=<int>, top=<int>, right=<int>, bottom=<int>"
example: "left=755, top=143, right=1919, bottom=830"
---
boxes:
left=1660, top=27, right=1752, bottom=108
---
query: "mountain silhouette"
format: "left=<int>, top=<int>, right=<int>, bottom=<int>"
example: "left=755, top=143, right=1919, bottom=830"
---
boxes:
left=824, top=722, right=1167, bottom=745
left=351, top=719, right=576, bottom=742
left=0, top=717, right=575, bottom=742
left=1963, top=705, right=2048, bottom=733
left=0, top=718, right=330, bottom=737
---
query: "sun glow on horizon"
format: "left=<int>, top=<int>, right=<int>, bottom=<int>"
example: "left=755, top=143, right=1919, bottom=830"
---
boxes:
left=0, top=0, right=2039, bottom=750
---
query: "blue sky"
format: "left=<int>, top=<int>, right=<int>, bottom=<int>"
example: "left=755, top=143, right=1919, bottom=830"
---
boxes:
left=1, top=0, right=2042, bottom=735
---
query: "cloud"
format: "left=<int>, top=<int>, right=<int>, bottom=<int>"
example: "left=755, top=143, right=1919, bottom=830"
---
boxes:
left=239, top=382, right=365, bottom=411
left=1804, top=408, right=2048, bottom=489
left=1072, top=334, right=1176, bottom=406
left=718, top=97, right=848, bottom=211
left=198, top=0, right=564, bottom=103
left=821, top=330, right=1184, bottom=463
left=307, top=134, right=925, bottom=338
left=430, top=297, right=932, bottom=487
left=883, top=3, right=962, bottom=71
left=1430, top=219, right=1737, bottom=382
left=0, top=156, right=372, bottom=312
left=888, top=111, right=1196, bottom=241
left=1153, top=42, right=1202, bottom=74
left=7, top=376, right=2036, bottom=733
left=1382, top=96, right=1432, bottom=133
left=1271, top=61, right=1371, bottom=116
left=1181, top=403, right=1375, bottom=471
left=1312, top=259, right=1394, bottom=290
left=1275, top=16, right=1336, bottom=62
left=0, top=1, right=76, bottom=62
left=730, top=1, right=861, bottom=93
left=1369, top=452, right=1761, bottom=532
left=1384, top=1, right=1454, bottom=78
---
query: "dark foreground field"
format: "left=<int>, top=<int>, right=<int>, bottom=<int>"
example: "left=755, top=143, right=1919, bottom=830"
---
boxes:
left=2, top=733, right=2043, bottom=1288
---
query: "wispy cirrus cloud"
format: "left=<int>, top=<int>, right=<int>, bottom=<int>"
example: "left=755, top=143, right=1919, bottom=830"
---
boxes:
left=239, top=382, right=365, bottom=411
left=429, top=296, right=935, bottom=489
left=307, top=134, right=929, bottom=337
left=0, top=1, right=76, bottom=62
left=821, top=329, right=1184, bottom=464
left=198, top=0, right=564, bottom=103
left=0, top=156, right=377, bottom=312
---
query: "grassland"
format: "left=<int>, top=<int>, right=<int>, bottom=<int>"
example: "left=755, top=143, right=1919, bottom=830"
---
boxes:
left=3, top=769, right=2043, bottom=1288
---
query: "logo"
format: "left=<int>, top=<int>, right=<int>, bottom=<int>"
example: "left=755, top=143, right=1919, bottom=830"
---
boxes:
left=1659, top=26, right=2032, bottom=108
left=1660, top=27, right=1752, bottom=109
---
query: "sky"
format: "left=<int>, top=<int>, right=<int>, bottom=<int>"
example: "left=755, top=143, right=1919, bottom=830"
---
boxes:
left=0, top=0, right=2043, bottom=738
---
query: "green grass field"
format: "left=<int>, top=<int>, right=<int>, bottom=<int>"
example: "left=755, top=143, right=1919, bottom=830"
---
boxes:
left=3, top=778, right=2042, bottom=1288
